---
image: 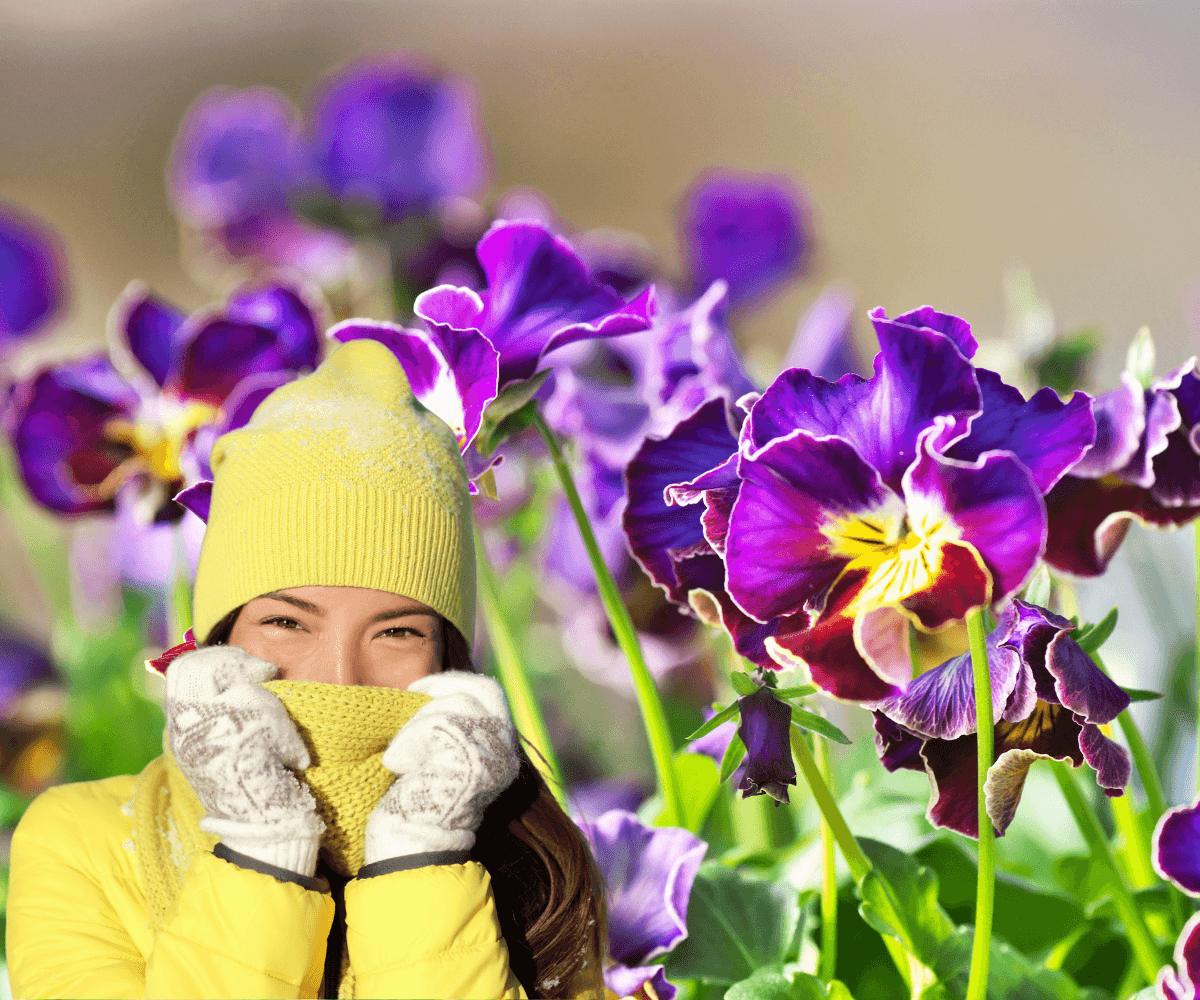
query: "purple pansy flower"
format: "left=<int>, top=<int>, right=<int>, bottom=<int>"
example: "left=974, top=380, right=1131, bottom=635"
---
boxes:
left=0, top=626, right=59, bottom=719
left=578, top=809, right=707, bottom=1000
left=3, top=280, right=323, bottom=520
left=566, top=777, right=648, bottom=824
left=679, top=169, right=811, bottom=311
left=625, top=306, right=1095, bottom=706
left=874, top=599, right=1130, bottom=838
left=332, top=220, right=656, bottom=488
left=308, top=52, right=489, bottom=219
left=1046, top=356, right=1200, bottom=576
left=1153, top=798, right=1200, bottom=998
left=0, top=203, right=66, bottom=344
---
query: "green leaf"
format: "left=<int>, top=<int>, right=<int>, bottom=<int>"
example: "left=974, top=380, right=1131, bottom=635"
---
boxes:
left=719, top=734, right=748, bottom=783
left=673, top=751, right=722, bottom=834
left=730, top=672, right=757, bottom=696
left=1023, top=565, right=1052, bottom=608
left=724, top=966, right=856, bottom=1000
left=1121, top=686, right=1163, bottom=703
left=773, top=684, right=818, bottom=701
left=1030, top=329, right=1100, bottom=397
left=790, top=709, right=852, bottom=746
left=855, top=839, right=955, bottom=979
left=663, top=861, right=803, bottom=983
left=914, top=837, right=1085, bottom=957
left=475, top=397, right=542, bottom=457
left=687, top=702, right=741, bottom=741
left=1074, top=606, right=1117, bottom=654
left=1126, top=325, right=1156, bottom=389
left=474, top=370, right=552, bottom=455
left=931, top=927, right=1101, bottom=999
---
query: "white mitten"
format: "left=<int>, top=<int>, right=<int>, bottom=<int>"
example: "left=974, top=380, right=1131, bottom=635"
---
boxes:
left=364, top=672, right=520, bottom=864
left=165, top=645, right=325, bottom=877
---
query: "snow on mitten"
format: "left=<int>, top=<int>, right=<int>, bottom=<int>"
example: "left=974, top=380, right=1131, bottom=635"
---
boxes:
left=165, top=645, right=325, bottom=877
left=364, top=672, right=520, bottom=863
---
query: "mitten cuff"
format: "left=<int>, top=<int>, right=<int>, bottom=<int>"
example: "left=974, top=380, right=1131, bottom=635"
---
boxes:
left=363, top=819, right=474, bottom=866
left=201, top=815, right=324, bottom=878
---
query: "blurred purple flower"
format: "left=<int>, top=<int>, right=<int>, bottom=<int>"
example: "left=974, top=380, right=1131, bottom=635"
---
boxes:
left=679, top=169, right=811, bottom=311
left=1046, top=358, right=1200, bottom=576
left=874, top=600, right=1130, bottom=838
left=566, top=777, right=648, bottom=824
left=308, top=52, right=489, bottom=219
left=736, top=686, right=796, bottom=803
left=0, top=203, right=67, bottom=344
left=1153, top=798, right=1200, bottom=998
left=3, top=280, right=322, bottom=520
left=0, top=626, right=59, bottom=719
left=781, top=284, right=861, bottom=382
left=577, top=809, right=707, bottom=1000
left=168, top=86, right=307, bottom=231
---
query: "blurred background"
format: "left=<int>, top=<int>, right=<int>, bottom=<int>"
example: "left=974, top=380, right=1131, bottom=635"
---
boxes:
left=3, top=2, right=1200, bottom=974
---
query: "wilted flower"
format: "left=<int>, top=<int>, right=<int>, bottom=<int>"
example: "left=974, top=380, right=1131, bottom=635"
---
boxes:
left=0, top=202, right=66, bottom=344
left=736, top=686, right=796, bottom=803
left=577, top=809, right=707, bottom=1000
left=873, top=600, right=1130, bottom=838
left=1152, top=798, right=1200, bottom=998
left=1045, top=334, right=1200, bottom=576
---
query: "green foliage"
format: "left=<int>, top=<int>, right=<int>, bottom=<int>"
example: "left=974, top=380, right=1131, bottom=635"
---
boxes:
left=915, top=837, right=1086, bottom=957
left=688, top=702, right=741, bottom=741
left=1119, top=688, right=1163, bottom=703
left=731, top=672, right=757, bottom=697
left=790, top=709, right=851, bottom=746
left=475, top=370, right=552, bottom=456
left=664, top=860, right=805, bottom=984
left=673, top=751, right=722, bottom=834
left=1023, top=567, right=1052, bottom=609
left=724, top=966, right=856, bottom=1000
left=833, top=882, right=909, bottom=1000
left=1073, top=608, right=1118, bottom=656
left=56, top=588, right=165, bottom=783
left=1030, top=328, right=1101, bottom=396
left=1125, top=327, right=1156, bottom=390
left=929, top=928, right=1111, bottom=1000
left=719, top=734, right=748, bottom=782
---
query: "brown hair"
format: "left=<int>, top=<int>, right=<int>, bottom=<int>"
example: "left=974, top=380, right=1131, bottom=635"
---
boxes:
left=204, top=605, right=609, bottom=999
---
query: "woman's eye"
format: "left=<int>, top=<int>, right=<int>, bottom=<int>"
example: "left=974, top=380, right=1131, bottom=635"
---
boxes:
left=380, top=627, right=423, bottom=639
left=260, top=616, right=302, bottom=629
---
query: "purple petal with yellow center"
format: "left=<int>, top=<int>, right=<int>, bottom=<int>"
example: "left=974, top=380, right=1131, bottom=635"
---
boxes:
left=765, top=570, right=904, bottom=704
left=577, top=809, right=707, bottom=972
left=1158, top=912, right=1200, bottom=1000
left=1070, top=373, right=1145, bottom=479
left=0, top=203, right=66, bottom=341
left=3, top=356, right=138, bottom=515
left=623, top=398, right=738, bottom=606
left=745, top=310, right=981, bottom=491
left=903, top=433, right=1044, bottom=609
left=736, top=687, right=798, bottom=803
left=108, top=282, right=187, bottom=390
left=943, top=369, right=1095, bottom=494
left=1154, top=798, right=1200, bottom=896
left=169, top=283, right=322, bottom=405
left=726, top=429, right=903, bottom=624
left=470, top=221, right=657, bottom=386
left=308, top=54, right=489, bottom=218
left=679, top=169, right=810, bottom=310
left=168, top=86, right=304, bottom=229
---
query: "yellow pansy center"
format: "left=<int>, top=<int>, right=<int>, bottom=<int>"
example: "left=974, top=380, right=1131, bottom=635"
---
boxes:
left=823, top=493, right=963, bottom=617
left=104, top=397, right=219, bottom=484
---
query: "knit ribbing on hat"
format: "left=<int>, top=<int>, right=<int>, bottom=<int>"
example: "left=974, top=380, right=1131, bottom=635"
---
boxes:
left=191, top=338, right=475, bottom=645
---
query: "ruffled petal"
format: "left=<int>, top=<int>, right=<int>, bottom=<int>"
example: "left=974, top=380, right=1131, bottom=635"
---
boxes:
left=1158, top=912, right=1200, bottom=1000
left=108, top=283, right=187, bottom=390
left=0, top=204, right=66, bottom=341
left=944, top=370, right=1095, bottom=494
left=1155, top=798, right=1200, bottom=896
left=1071, top=373, right=1145, bottom=479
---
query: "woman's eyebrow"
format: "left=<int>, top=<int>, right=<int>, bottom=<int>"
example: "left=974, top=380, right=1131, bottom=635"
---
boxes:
left=260, top=592, right=322, bottom=614
left=370, top=608, right=437, bottom=624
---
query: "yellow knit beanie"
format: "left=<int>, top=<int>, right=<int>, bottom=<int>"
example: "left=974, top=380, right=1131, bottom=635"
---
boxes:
left=191, top=337, right=475, bottom=646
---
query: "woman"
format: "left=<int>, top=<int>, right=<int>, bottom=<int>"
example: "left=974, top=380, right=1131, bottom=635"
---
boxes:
left=7, top=338, right=612, bottom=999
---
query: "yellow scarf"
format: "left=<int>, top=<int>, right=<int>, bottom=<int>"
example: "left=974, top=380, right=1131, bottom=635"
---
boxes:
left=132, top=680, right=432, bottom=932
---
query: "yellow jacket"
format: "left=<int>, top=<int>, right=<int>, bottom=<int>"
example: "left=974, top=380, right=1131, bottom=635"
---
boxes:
left=7, top=774, right=540, bottom=999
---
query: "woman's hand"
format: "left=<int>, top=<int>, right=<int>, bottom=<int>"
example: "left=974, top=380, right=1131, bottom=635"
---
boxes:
left=364, top=672, right=520, bottom=864
left=165, top=645, right=325, bottom=877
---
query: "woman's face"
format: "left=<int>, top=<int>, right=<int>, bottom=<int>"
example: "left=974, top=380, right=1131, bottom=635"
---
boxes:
left=227, top=585, right=443, bottom=688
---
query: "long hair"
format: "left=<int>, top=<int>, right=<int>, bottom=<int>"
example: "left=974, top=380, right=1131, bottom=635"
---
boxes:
left=203, top=605, right=608, bottom=999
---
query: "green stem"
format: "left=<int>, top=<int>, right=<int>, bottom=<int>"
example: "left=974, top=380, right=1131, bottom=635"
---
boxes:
left=1052, top=760, right=1163, bottom=987
left=790, top=727, right=870, bottom=882
left=533, top=412, right=683, bottom=826
left=965, top=609, right=994, bottom=1000
left=474, top=529, right=568, bottom=805
left=814, top=733, right=839, bottom=983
